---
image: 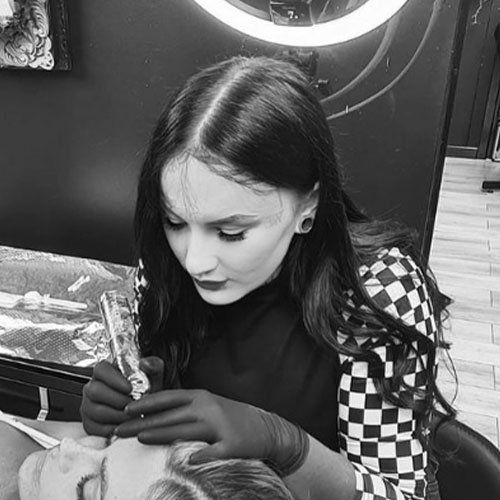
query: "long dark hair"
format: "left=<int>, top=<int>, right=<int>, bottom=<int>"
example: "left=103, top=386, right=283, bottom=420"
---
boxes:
left=134, top=56, right=455, bottom=453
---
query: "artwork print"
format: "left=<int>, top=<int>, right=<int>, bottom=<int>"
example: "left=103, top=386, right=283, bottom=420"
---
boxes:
left=0, top=0, right=70, bottom=70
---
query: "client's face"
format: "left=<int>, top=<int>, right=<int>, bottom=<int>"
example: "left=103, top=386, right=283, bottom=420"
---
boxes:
left=18, top=436, right=169, bottom=500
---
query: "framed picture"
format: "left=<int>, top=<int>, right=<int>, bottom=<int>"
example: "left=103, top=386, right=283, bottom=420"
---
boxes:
left=0, top=0, right=70, bottom=70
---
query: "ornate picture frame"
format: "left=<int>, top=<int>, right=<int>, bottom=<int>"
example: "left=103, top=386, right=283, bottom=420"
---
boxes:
left=0, top=0, right=70, bottom=70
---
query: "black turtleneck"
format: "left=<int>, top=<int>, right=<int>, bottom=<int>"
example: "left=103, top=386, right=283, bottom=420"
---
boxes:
left=180, top=276, right=341, bottom=450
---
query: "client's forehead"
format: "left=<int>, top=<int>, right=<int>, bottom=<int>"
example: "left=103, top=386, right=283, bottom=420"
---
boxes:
left=104, top=438, right=170, bottom=499
left=107, top=437, right=169, bottom=462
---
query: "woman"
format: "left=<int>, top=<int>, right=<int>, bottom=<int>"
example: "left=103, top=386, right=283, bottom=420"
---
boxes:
left=0, top=419, right=293, bottom=499
left=80, top=56, right=453, bottom=500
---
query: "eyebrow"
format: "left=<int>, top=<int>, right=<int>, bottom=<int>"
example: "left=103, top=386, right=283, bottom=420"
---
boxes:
left=208, top=214, right=259, bottom=225
left=75, top=457, right=109, bottom=500
left=100, top=457, right=109, bottom=500
left=163, top=208, right=260, bottom=226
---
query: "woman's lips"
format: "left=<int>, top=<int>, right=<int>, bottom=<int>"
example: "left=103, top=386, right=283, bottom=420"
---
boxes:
left=193, top=279, right=228, bottom=291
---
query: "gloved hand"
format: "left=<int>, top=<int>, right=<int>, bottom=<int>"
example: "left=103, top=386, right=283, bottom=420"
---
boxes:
left=80, top=356, right=165, bottom=436
left=113, top=389, right=310, bottom=476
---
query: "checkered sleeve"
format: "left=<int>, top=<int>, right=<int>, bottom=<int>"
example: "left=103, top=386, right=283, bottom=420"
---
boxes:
left=132, top=258, right=148, bottom=331
left=338, top=247, right=438, bottom=500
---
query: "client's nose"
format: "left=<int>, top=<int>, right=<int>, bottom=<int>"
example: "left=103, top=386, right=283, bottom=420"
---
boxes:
left=58, top=437, right=104, bottom=471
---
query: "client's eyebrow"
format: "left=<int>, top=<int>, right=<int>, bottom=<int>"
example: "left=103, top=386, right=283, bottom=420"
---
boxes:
left=100, top=457, right=109, bottom=500
left=75, top=457, right=109, bottom=500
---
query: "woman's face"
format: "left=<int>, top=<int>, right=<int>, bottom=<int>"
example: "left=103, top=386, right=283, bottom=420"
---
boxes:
left=161, top=156, right=308, bottom=305
left=18, top=436, right=170, bottom=500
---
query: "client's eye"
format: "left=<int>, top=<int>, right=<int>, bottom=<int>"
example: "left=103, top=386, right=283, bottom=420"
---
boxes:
left=76, top=473, right=102, bottom=500
left=76, top=474, right=93, bottom=498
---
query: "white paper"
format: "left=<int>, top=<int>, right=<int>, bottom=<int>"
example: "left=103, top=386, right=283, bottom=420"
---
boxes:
left=0, top=410, right=60, bottom=449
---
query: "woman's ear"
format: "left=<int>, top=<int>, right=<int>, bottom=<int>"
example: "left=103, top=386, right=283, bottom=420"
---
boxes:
left=294, top=182, right=319, bottom=234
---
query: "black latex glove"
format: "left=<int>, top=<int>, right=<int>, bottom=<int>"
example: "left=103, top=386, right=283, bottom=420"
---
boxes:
left=114, top=389, right=310, bottom=476
left=80, top=356, right=165, bottom=436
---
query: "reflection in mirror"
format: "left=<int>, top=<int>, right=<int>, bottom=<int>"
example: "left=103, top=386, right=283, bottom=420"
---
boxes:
left=193, top=0, right=410, bottom=46
left=226, top=0, right=371, bottom=24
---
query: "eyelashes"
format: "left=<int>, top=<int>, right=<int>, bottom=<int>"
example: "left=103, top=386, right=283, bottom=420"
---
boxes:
left=76, top=473, right=94, bottom=498
left=218, top=231, right=246, bottom=242
left=163, top=220, right=247, bottom=242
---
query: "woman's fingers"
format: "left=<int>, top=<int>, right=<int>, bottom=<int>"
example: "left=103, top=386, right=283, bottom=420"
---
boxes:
left=80, top=397, right=130, bottom=425
left=93, top=361, right=132, bottom=395
left=81, top=415, right=119, bottom=438
left=137, top=422, right=216, bottom=446
left=116, top=405, right=196, bottom=437
left=80, top=362, right=132, bottom=433
left=189, top=442, right=226, bottom=465
left=139, top=356, right=164, bottom=393
left=125, top=389, right=195, bottom=416
left=83, top=380, right=132, bottom=409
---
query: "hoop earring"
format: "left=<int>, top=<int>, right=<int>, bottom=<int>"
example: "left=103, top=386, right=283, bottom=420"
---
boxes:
left=300, top=217, right=314, bottom=233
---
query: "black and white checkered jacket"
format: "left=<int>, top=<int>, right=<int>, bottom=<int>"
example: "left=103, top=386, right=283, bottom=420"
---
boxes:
left=133, top=246, right=437, bottom=500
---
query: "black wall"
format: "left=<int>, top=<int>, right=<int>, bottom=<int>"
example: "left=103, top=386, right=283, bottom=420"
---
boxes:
left=0, top=0, right=464, bottom=265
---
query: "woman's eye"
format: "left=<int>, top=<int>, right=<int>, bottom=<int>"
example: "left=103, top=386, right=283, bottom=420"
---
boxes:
left=164, top=219, right=246, bottom=242
left=164, top=219, right=185, bottom=231
left=218, top=230, right=246, bottom=242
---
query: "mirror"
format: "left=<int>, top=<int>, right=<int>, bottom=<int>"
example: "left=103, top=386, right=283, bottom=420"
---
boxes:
left=192, top=0, right=411, bottom=46
left=226, top=0, right=372, bottom=24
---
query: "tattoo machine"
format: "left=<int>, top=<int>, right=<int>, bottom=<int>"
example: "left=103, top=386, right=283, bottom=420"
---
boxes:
left=99, top=291, right=150, bottom=400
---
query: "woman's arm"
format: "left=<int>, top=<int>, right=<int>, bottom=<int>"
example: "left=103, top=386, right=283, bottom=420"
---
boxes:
left=283, top=435, right=356, bottom=500
left=336, top=351, right=427, bottom=500
left=334, top=248, right=439, bottom=500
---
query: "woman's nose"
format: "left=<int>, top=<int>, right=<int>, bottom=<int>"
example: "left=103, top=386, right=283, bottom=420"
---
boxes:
left=184, top=234, right=218, bottom=277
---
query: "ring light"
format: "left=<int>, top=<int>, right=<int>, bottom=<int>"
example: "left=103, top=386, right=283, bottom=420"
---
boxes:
left=192, top=0, right=411, bottom=46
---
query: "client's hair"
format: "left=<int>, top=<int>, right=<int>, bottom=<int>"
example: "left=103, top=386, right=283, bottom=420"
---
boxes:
left=148, top=442, right=294, bottom=500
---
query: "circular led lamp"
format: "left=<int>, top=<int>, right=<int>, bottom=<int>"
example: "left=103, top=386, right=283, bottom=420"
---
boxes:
left=192, top=0, right=411, bottom=46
